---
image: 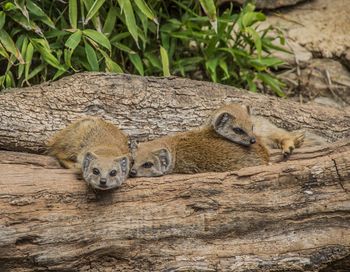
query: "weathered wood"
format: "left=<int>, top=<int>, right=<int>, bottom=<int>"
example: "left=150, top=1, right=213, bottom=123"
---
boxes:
left=1, top=140, right=349, bottom=271
left=0, top=72, right=349, bottom=153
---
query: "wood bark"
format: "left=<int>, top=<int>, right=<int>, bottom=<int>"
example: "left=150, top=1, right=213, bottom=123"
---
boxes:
left=0, top=139, right=350, bottom=271
left=0, top=72, right=349, bottom=153
left=1, top=73, right=350, bottom=271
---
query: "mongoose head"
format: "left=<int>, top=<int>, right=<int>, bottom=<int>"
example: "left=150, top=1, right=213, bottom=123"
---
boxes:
left=129, top=144, right=172, bottom=177
left=211, top=104, right=256, bottom=146
left=82, top=152, right=130, bottom=190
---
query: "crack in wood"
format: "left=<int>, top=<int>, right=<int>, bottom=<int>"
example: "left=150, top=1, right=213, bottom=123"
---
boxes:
left=332, top=158, right=349, bottom=193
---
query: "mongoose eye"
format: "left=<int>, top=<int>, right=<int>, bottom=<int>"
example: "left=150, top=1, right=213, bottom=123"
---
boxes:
left=233, top=127, right=245, bottom=135
left=92, top=168, right=100, bottom=175
left=109, top=170, right=117, bottom=176
left=142, top=162, right=154, bottom=168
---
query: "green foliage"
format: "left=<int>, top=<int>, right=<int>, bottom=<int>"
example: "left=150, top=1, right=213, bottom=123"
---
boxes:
left=0, top=0, right=288, bottom=96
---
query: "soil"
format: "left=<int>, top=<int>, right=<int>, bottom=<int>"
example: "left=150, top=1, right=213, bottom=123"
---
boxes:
left=265, top=0, right=350, bottom=107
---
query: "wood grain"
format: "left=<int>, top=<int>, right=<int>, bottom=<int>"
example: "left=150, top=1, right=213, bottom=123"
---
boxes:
left=1, top=140, right=349, bottom=271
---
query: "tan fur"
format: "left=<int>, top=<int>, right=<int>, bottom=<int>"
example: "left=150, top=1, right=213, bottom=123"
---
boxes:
left=130, top=114, right=269, bottom=177
left=206, top=104, right=256, bottom=147
left=173, top=127, right=269, bottom=173
left=47, top=117, right=130, bottom=190
left=251, top=116, right=305, bottom=156
left=208, top=104, right=307, bottom=156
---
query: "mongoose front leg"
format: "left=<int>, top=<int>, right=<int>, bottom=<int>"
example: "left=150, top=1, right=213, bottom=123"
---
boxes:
left=59, top=159, right=78, bottom=169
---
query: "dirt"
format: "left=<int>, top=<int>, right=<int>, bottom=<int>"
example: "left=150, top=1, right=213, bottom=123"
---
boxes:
left=264, top=0, right=350, bottom=107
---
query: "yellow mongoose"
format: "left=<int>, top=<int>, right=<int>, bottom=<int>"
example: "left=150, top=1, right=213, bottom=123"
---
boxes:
left=47, top=117, right=130, bottom=190
left=130, top=104, right=270, bottom=177
left=130, top=104, right=307, bottom=177
left=207, top=104, right=305, bottom=156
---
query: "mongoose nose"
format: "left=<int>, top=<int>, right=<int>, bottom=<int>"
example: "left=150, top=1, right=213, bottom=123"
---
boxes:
left=129, top=169, right=137, bottom=177
left=250, top=137, right=256, bottom=144
left=100, top=178, right=107, bottom=185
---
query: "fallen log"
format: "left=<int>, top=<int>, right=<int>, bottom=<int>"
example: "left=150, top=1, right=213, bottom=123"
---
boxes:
left=0, top=72, right=349, bottom=153
left=0, top=139, right=349, bottom=271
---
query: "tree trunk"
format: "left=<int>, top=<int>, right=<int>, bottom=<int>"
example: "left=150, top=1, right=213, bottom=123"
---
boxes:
left=0, top=139, right=349, bottom=271
left=0, top=72, right=349, bottom=153
left=1, top=73, right=350, bottom=271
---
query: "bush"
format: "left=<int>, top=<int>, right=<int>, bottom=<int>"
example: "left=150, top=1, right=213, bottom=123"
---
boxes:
left=0, top=0, right=288, bottom=96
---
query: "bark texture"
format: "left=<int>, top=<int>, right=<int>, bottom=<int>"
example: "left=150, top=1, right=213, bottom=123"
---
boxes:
left=0, top=72, right=349, bottom=153
left=0, top=139, right=350, bottom=271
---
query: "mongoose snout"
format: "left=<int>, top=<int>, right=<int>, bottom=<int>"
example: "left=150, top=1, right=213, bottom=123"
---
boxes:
left=250, top=137, right=256, bottom=144
left=129, top=169, right=137, bottom=177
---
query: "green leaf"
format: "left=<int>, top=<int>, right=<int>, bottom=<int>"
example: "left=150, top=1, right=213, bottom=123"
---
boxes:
left=26, top=63, right=45, bottom=82
left=45, top=29, right=69, bottom=39
left=7, top=11, right=43, bottom=35
left=262, top=37, right=291, bottom=54
left=134, top=0, right=158, bottom=24
left=69, top=0, right=78, bottom=29
left=0, top=76, right=5, bottom=88
left=5, top=71, right=14, bottom=88
left=31, top=38, right=64, bottom=70
left=82, top=0, right=102, bottom=31
left=84, top=40, right=99, bottom=71
left=65, top=30, right=82, bottom=49
left=18, top=36, right=28, bottom=79
left=83, top=29, right=111, bottom=51
left=0, top=29, right=24, bottom=63
left=241, top=11, right=266, bottom=28
left=144, top=52, right=161, bottom=70
left=102, top=6, right=118, bottom=36
left=63, top=50, right=72, bottom=68
left=52, top=67, right=67, bottom=80
left=99, top=50, right=123, bottom=73
left=117, top=0, right=139, bottom=47
left=110, top=32, right=131, bottom=43
left=250, top=57, right=284, bottom=68
left=24, top=42, right=34, bottom=81
left=27, top=1, right=55, bottom=29
left=246, top=74, right=257, bottom=92
left=0, top=11, right=5, bottom=30
left=129, top=53, right=144, bottom=76
left=0, top=43, right=10, bottom=59
left=85, top=0, right=106, bottom=24
left=246, top=27, right=262, bottom=57
left=112, top=41, right=135, bottom=54
left=218, top=59, right=229, bottom=80
left=205, top=58, right=218, bottom=82
left=199, top=0, right=217, bottom=32
left=160, top=46, right=170, bottom=76
left=257, top=72, right=285, bottom=97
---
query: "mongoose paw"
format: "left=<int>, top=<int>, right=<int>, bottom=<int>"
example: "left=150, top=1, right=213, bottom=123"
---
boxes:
left=281, top=131, right=305, bottom=157
left=281, top=139, right=295, bottom=157
left=293, top=131, right=305, bottom=148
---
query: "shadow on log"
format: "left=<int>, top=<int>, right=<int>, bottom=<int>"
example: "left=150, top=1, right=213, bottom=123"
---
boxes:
left=0, top=139, right=349, bottom=271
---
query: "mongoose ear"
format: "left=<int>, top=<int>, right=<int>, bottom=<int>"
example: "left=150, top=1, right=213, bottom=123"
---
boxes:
left=83, top=152, right=97, bottom=172
left=242, top=104, right=252, bottom=115
left=153, top=148, right=171, bottom=173
left=212, top=112, right=234, bottom=131
left=118, top=156, right=129, bottom=175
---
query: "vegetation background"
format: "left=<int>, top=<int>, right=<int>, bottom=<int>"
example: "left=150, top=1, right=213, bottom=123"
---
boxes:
left=0, top=0, right=288, bottom=96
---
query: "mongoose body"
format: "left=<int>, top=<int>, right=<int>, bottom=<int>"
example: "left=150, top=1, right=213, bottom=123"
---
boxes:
left=47, top=117, right=130, bottom=190
left=174, top=126, right=269, bottom=173
left=130, top=104, right=269, bottom=177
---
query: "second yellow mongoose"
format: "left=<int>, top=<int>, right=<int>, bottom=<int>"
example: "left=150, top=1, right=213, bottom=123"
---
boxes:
left=130, top=104, right=270, bottom=177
